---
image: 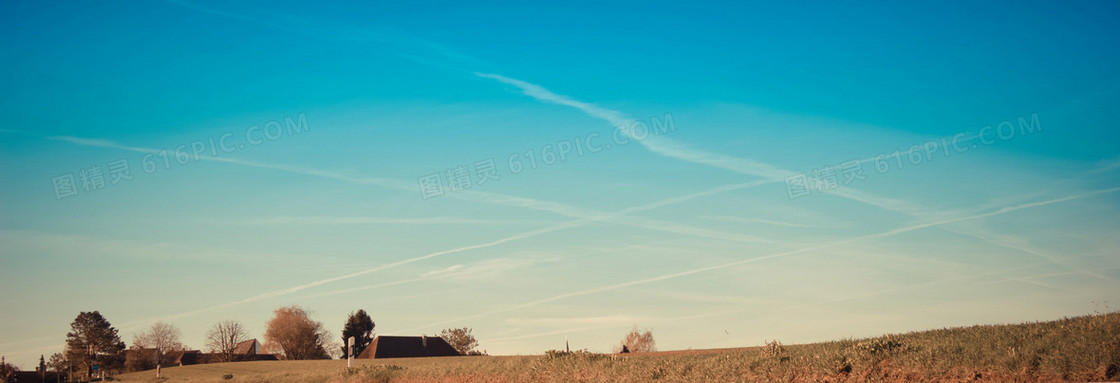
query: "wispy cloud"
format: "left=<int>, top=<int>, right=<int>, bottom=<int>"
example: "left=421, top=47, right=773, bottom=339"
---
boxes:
left=44, top=132, right=779, bottom=247
left=180, top=180, right=782, bottom=311
left=474, top=73, right=1111, bottom=282
left=35, top=88, right=1107, bottom=352
left=25, top=132, right=794, bottom=335
left=227, top=216, right=551, bottom=226
left=482, top=260, right=1057, bottom=348
left=475, top=73, right=793, bottom=180
left=297, top=278, right=427, bottom=300
left=1087, top=155, right=1120, bottom=176
left=420, top=258, right=538, bottom=282
left=505, top=315, right=652, bottom=327
left=46, top=135, right=413, bottom=191
left=404, top=187, right=1120, bottom=332
left=302, top=243, right=648, bottom=301
left=704, top=215, right=843, bottom=229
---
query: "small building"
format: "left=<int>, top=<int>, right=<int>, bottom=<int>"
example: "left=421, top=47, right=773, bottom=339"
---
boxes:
left=124, top=347, right=160, bottom=372
left=232, top=339, right=261, bottom=356
left=8, top=370, right=62, bottom=383
left=169, top=339, right=277, bottom=367
left=356, top=335, right=460, bottom=359
left=171, top=350, right=206, bottom=366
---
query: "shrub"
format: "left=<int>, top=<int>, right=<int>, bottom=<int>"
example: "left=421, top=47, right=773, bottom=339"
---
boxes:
left=545, top=349, right=608, bottom=362
left=339, top=365, right=406, bottom=383
left=761, top=340, right=784, bottom=358
left=854, top=335, right=906, bottom=357
left=620, top=326, right=656, bottom=353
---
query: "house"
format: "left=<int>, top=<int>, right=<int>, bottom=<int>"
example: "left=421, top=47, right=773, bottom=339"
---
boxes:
left=171, top=350, right=206, bottom=366
left=232, top=339, right=261, bottom=356
left=356, top=335, right=460, bottom=359
left=124, top=347, right=160, bottom=372
left=230, top=339, right=277, bottom=361
left=168, top=339, right=277, bottom=367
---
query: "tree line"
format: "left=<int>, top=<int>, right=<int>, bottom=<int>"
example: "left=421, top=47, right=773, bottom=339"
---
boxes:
left=30, top=306, right=480, bottom=380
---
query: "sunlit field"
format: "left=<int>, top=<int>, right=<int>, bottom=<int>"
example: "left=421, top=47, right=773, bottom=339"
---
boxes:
left=115, top=313, right=1120, bottom=383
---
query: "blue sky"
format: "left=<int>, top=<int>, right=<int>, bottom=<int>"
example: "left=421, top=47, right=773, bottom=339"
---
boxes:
left=2, top=0, right=1119, bottom=367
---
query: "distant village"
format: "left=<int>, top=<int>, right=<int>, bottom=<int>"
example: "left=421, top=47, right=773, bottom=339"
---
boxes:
left=126, top=335, right=459, bottom=368
left=1, top=306, right=652, bottom=382
left=0, top=307, right=483, bottom=382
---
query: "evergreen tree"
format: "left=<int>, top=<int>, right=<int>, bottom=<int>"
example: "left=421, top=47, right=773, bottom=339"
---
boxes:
left=340, top=309, right=375, bottom=358
left=65, top=311, right=126, bottom=378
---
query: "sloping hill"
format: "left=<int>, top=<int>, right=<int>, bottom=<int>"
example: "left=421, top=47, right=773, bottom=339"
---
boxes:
left=116, top=312, right=1120, bottom=382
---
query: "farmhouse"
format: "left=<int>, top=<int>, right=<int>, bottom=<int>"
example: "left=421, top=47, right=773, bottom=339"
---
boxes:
left=356, top=335, right=460, bottom=359
left=168, top=339, right=278, bottom=367
left=124, top=347, right=162, bottom=372
left=231, top=338, right=263, bottom=355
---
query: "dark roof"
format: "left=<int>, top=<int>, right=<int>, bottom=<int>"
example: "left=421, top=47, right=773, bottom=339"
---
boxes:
left=172, top=350, right=203, bottom=365
left=10, top=371, right=62, bottom=382
left=357, top=335, right=460, bottom=359
left=168, top=348, right=277, bottom=365
left=243, top=354, right=279, bottom=361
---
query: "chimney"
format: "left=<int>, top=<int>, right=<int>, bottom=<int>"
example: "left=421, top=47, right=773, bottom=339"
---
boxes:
left=421, top=335, right=427, bottom=347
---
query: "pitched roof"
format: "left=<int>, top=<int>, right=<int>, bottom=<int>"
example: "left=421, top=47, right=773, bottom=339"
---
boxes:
left=232, top=339, right=260, bottom=355
left=356, top=335, right=460, bottom=359
left=127, top=347, right=160, bottom=362
left=172, top=350, right=203, bottom=365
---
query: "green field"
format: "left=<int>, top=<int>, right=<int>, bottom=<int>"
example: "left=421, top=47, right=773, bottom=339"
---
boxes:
left=115, top=313, right=1120, bottom=382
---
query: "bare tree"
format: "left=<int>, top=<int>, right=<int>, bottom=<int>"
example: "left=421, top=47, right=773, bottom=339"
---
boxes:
left=205, top=320, right=249, bottom=362
left=46, top=353, right=67, bottom=374
left=132, top=321, right=185, bottom=366
left=440, top=327, right=480, bottom=355
left=620, top=325, right=656, bottom=353
left=263, top=306, right=331, bottom=360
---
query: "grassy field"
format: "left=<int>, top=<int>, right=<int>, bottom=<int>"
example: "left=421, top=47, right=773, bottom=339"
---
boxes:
left=115, top=312, right=1120, bottom=382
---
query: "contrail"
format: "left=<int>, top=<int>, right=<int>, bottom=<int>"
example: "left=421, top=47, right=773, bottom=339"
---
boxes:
left=474, top=73, right=1109, bottom=281
left=10, top=4, right=1112, bottom=358
left=129, top=180, right=780, bottom=323
left=475, top=73, right=793, bottom=180
left=403, top=187, right=1120, bottom=332
left=170, top=0, right=1113, bottom=284
left=10, top=126, right=783, bottom=339
left=47, top=135, right=413, bottom=190
left=300, top=242, right=665, bottom=301
left=43, top=133, right=780, bottom=246
left=481, top=261, right=1054, bottom=347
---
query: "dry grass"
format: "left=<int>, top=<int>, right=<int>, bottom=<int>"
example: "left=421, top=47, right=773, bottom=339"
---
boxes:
left=115, top=312, right=1120, bottom=383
